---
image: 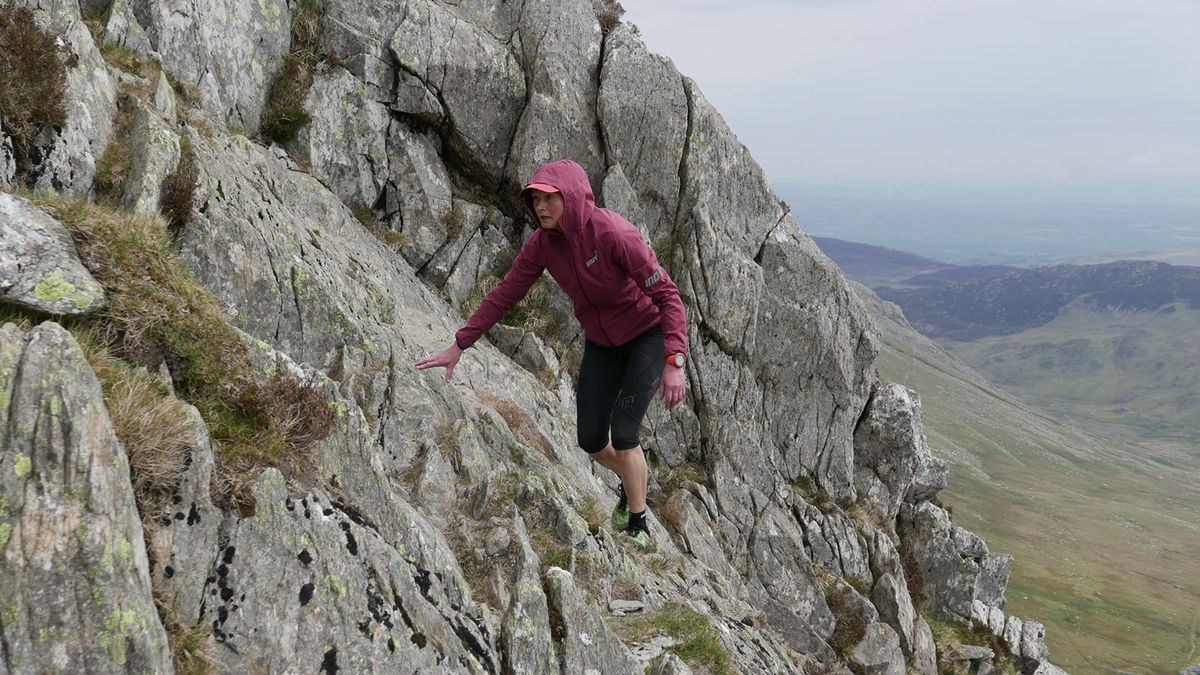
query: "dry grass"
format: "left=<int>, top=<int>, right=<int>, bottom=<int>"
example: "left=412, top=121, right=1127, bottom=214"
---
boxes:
left=479, top=391, right=556, bottom=460
left=93, top=93, right=139, bottom=205
left=0, top=5, right=68, bottom=181
left=161, top=136, right=198, bottom=235
left=593, top=0, right=625, bottom=35
left=260, top=0, right=324, bottom=143
left=30, top=194, right=334, bottom=508
left=817, top=573, right=868, bottom=657
left=353, top=206, right=406, bottom=252
left=99, top=44, right=162, bottom=80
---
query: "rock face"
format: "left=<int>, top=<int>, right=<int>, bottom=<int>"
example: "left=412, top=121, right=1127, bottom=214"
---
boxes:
left=0, top=0, right=1066, bottom=673
left=0, top=322, right=172, bottom=674
left=0, top=192, right=105, bottom=315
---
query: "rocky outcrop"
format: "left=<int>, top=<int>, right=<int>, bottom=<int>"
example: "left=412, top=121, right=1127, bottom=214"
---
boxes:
left=0, top=192, right=105, bottom=315
left=116, top=0, right=291, bottom=131
left=854, top=384, right=948, bottom=523
left=0, top=322, right=172, bottom=673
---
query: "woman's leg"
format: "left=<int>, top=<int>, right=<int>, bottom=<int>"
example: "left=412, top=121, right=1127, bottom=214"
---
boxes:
left=590, top=443, right=648, bottom=514
left=607, top=327, right=664, bottom=518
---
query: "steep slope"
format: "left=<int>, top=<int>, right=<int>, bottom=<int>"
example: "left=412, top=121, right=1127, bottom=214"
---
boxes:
left=1, top=1, right=1065, bottom=673
left=856, top=283, right=1200, bottom=672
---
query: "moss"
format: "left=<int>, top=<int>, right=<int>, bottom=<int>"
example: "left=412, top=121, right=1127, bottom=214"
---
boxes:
left=13, top=453, right=31, bottom=477
left=0, top=522, right=12, bottom=549
left=614, top=604, right=733, bottom=675
left=260, top=0, right=325, bottom=144
left=99, top=44, right=161, bottom=79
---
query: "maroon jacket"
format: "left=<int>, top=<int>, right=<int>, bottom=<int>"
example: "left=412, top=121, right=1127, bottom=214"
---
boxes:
left=456, top=159, right=689, bottom=358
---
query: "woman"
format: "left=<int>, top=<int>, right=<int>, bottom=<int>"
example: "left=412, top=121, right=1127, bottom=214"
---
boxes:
left=415, top=159, right=689, bottom=551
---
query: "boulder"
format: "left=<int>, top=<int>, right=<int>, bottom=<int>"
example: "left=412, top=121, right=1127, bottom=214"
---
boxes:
left=898, top=501, right=1013, bottom=620
left=299, top=67, right=391, bottom=210
left=384, top=123, right=455, bottom=270
left=546, top=566, right=641, bottom=674
left=501, top=513, right=558, bottom=674
left=389, top=0, right=525, bottom=184
left=506, top=0, right=605, bottom=189
left=0, top=322, right=172, bottom=673
left=854, top=384, right=948, bottom=522
left=123, top=0, right=291, bottom=131
left=849, top=622, right=905, bottom=675
left=120, top=98, right=181, bottom=215
left=0, top=192, right=105, bottom=316
left=871, top=572, right=917, bottom=657
left=30, top=17, right=117, bottom=196
left=910, top=616, right=938, bottom=675
left=195, top=470, right=496, bottom=673
left=597, top=24, right=688, bottom=240
left=0, top=128, right=14, bottom=189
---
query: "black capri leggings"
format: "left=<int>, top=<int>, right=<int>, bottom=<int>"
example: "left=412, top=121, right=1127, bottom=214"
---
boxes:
left=576, top=325, right=665, bottom=452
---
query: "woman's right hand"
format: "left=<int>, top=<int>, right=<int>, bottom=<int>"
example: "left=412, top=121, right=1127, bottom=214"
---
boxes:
left=414, top=343, right=464, bottom=381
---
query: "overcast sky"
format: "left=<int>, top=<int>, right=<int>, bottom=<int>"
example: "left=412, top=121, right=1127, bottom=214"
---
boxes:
left=624, top=0, right=1200, bottom=190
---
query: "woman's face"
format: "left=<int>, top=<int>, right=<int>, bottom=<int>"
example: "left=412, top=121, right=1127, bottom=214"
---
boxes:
left=530, top=191, right=565, bottom=230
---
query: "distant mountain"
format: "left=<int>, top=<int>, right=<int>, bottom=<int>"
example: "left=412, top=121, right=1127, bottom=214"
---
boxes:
left=876, top=260, right=1200, bottom=341
left=813, top=236, right=1017, bottom=288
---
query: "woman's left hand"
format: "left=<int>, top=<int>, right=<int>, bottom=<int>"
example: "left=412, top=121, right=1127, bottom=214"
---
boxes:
left=661, top=363, right=687, bottom=410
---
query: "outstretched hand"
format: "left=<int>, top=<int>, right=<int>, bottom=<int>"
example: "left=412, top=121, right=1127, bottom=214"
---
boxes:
left=660, top=363, right=687, bottom=410
left=414, top=343, right=464, bottom=382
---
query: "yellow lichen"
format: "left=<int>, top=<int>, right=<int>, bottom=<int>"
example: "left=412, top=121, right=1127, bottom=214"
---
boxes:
left=14, top=453, right=31, bottom=477
left=33, top=270, right=95, bottom=310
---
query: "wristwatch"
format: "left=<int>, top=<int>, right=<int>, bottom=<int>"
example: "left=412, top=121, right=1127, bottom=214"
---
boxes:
left=666, top=353, right=686, bottom=368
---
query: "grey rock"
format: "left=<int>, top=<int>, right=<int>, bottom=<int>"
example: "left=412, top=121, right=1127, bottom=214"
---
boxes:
left=9, top=0, right=82, bottom=23
left=854, top=384, right=948, bottom=522
left=151, top=71, right=177, bottom=121
left=658, top=489, right=741, bottom=584
left=0, top=128, right=14, bottom=189
left=423, top=197, right=513, bottom=310
left=120, top=98, right=181, bottom=215
left=31, top=18, right=117, bottom=196
left=597, top=24, right=687, bottom=240
left=746, top=505, right=835, bottom=655
left=125, top=0, right=291, bottom=131
left=0, top=192, right=105, bottom=315
left=911, top=616, right=938, bottom=675
left=501, top=513, right=558, bottom=674
left=849, top=622, right=905, bottom=675
left=299, top=68, right=390, bottom=209
left=319, top=0, right=405, bottom=97
left=872, top=572, right=917, bottom=657
left=956, top=644, right=995, bottom=661
left=389, top=0, right=525, bottom=183
left=146, top=405, right=221, bottom=626
left=648, top=651, right=695, bottom=675
left=609, top=599, right=644, bottom=614
left=1003, top=615, right=1023, bottom=655
left=1019, top=619, right=1049, bottom=663
left=197, top=469, right=495, bottom=673
left=488, top=323, right=562, bottom=382
left=796, top=502, right=873, bottom=589
left=546, top=566, right=641, bottom=674
left=384, top=123, right=454, bottom=269
left=898, top=501, right=1012, bottom=620
left=0, top=322, right=173, bottom=674
left=1036, top=663, right=1070, bottom=675
left=484, top=525, right=512, bottom=556
left=988, top=606, right=1006, bottom=635
left=104, top=0, right=157, bottom=58
left=506, top=0, right=605, bottom=189
left=629, top=635, right=677, bottom=665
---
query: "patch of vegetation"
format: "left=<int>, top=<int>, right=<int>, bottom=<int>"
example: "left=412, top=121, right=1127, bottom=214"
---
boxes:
left=157, top=593, right=216, bottom=675
left=818, top=575, right=868, bottom=658
left=353, top=206, right=406, bottom=252
left=30, top=194, right=334, bottom=508
left=614, top=604, right=734, bottom=675
left=161, top=136, right=198, bottom=235
left=0, top=5, right=68, bottom=182
left=791, top=475, right=835, bottom=513
left=260, top=0, right=324, bottom=144
left=593, top=0, right=625, bottom=35
left=479, top=390, right=555, bottom=460
left=100, top=44, right=162, bottom=80
left=93, top=93, right=139, bottom=205
left=926, top=614, right=1016, bottom=675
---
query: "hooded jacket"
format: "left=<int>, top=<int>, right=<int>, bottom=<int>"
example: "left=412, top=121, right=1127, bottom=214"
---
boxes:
left=455, top=159, right=689, bottom=359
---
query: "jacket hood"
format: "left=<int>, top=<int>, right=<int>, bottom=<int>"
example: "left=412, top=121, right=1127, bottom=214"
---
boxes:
left=521, top=159, right=595, bottom=236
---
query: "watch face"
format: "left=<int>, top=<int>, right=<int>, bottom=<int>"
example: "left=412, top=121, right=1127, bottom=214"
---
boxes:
left=672, top=354, right=685, bottom=367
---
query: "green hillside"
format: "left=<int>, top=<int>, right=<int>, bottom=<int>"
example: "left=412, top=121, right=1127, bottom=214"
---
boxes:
left=945, top=303, right=1200, bottom=454
left=856, top=284, right=1200, bottom=673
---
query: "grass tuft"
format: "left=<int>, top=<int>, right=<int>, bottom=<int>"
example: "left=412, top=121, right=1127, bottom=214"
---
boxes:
left=0, top=5, right=68, bottom=182
left=593, top=0, right=625, bottom=35
left=260, top=0, right=325, bottom=144
left=30, top=194, right=333, bottom=507
left=161, top=136, right=198, bottom=234
left=614, top=604, right=734, bottom=675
